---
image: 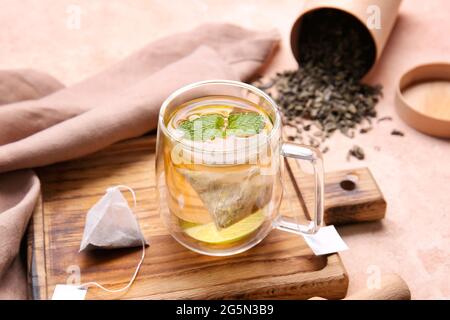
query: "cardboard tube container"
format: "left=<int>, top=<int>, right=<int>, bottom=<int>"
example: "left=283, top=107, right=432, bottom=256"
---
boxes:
left=291, top=0, right=402, bottom=79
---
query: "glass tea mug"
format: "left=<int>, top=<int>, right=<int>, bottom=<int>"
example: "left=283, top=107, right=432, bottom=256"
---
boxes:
left=156, top=80, right=324, bottom=256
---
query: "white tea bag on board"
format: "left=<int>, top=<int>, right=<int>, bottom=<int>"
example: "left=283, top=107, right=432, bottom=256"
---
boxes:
left=68, top=185, right=147, bottom=296
left=80, top=185, right=148, bottom=251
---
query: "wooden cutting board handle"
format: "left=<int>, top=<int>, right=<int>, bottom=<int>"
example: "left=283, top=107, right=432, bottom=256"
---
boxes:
left=345, top=274, right=411, bottom=300
left=286, top=158, right=386, bottom=225
left=310, top=273, right=411, bottom=300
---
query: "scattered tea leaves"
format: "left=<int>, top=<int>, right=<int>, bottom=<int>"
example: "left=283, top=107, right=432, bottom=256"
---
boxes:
left=255, top=10, right=383, bottom=158
left=347, top=145, right=365, bottom=161
left=391, top=129, right=405, bottom=137
left=360, top=127, right=373, bottom=134
left=377, top=116, right=393, bottom=123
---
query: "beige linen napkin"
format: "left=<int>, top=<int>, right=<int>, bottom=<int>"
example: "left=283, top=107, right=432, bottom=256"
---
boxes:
left=0, top=23, right=279, bottom=299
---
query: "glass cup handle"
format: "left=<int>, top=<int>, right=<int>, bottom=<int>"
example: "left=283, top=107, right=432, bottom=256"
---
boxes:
left=276, top=142, right=324, bottom=235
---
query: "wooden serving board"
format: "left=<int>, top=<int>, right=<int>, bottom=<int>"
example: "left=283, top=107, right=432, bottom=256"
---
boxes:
left=27, top=136, right=385, bottom=300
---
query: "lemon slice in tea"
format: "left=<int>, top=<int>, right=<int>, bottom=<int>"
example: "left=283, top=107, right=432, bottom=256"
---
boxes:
left=182, top=210, right=265, bottom=244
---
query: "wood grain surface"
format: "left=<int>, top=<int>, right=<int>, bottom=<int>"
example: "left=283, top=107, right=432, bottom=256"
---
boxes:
left=285, top=158, right=386, bottom=225
left=27, top=136, right=385, bottom=300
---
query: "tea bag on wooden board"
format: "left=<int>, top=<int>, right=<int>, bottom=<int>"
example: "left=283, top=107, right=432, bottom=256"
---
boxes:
left=178, top=167, right=273, bottom=229
left=80, top=185, right=148, bottom=251
left=65, top=185, right=148, bottom=297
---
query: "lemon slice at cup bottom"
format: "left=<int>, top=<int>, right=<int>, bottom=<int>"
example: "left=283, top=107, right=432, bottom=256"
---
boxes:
left=182, top=211, right=265, bottom=244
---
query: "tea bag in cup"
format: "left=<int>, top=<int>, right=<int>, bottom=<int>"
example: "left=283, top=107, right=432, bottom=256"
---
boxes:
left=171, top=108, right=275, bottom=230
left=80, top=185, right=148, bottom=251
left=178, top=166, right=273, bottom=229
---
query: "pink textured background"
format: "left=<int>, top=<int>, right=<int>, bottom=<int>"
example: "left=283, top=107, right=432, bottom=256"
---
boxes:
left=1, top=0, right=448, bottom=299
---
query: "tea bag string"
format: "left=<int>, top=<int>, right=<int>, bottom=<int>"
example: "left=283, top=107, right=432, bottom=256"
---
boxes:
left=78, top=185, right=145, bottom=294
left=111, top=185, right=137, bottom=207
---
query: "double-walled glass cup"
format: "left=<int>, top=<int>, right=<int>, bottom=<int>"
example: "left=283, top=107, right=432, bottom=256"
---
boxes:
left=156, top=80, right=324, bottom=256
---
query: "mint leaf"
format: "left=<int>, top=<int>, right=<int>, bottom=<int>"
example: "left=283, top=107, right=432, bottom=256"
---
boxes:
left=177, top=111, right=266, bottom=141
left=178, top=114, right=225, bottom=140
left=226, top=112, right=265, bottom=137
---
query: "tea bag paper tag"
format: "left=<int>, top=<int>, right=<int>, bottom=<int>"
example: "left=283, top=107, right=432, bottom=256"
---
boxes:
left=302, top=225, right=348, bottom=255
left=52, top=285, right=87, bottom=300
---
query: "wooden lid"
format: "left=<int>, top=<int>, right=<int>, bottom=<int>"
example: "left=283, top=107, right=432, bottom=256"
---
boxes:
left=396, top=62, right=450, bottom=138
